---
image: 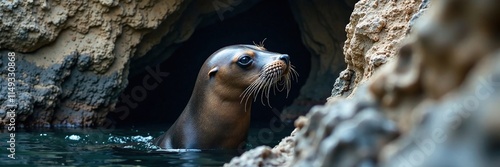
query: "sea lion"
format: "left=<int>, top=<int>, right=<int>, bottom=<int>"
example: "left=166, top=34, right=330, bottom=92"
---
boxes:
left=153, top=44, right=297, bottom=149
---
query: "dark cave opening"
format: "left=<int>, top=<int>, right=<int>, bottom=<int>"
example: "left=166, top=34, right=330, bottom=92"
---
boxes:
left=112, top=0, right=311, bottom=126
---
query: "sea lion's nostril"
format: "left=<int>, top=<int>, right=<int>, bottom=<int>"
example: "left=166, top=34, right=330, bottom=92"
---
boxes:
left=279, top=54, right=290, bottom=65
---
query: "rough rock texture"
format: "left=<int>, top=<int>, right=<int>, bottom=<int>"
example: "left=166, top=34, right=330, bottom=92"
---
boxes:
left=281, top=0, right=354, bottom=120
left=407, top=0, right=430, bottom=33
left=224, top=129, right=297, bottom=167
left=0, top=53, right=122, bottom=127
left=337, top=0, right=420, bottom=97
left=374, top=0, right=500, bottom=166
left=292, top=87, right=399, bottom=167
left=0, top=0, right=259, bottom=127
left=369, top=0, right=500, bottom=133
left=382, top=58, right=500, bottom=167
left=227, top=0, right=500, bottom=166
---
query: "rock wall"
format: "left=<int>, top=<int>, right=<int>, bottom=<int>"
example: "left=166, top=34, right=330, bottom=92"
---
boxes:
left=0, top=0, right=259, bottom=127
left=226, top=0, right=500, bottom=166
left=376, top=0, right=500, bottom=166
left=334, top=0, right=421, bottom=97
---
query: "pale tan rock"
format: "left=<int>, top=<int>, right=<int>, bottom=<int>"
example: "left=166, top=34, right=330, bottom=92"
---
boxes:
left=340, top=0, right=420, bottom=98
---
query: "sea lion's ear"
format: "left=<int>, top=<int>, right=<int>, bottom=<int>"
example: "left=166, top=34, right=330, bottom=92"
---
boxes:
left=208, top=67, right=218, bottom=79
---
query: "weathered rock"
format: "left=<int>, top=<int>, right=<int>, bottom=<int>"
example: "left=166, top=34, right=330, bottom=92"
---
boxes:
left=0, top=0, right=260, bottom=127
left=0, top=52, right=122, bottom=127
left=370, top=0, right=500, bottom=133
left=225, top=126, right=298, bottom=167
left=382, top=56, right=500, bottom=167
left=315, top=0, right=499, bottom=166
left=338, top=0, right=420, bottom=97
left=292, top=87, right=398, bottom=167
left=373, top=0, right=500, bottom=166
left=407, top=0, right=430, bottom=33
left=329, top=69, right=355, bottom=98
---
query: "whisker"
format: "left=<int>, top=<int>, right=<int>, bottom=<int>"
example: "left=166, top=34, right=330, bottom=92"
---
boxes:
left=290, top=66, right=299, bottom=82
left=240, top=62, right=298, bottom=109
left=265, top=73, right=275, bottom=107
left=254, top=78, right=269, bottom=105
left=261, top=77, right=272, bottom=106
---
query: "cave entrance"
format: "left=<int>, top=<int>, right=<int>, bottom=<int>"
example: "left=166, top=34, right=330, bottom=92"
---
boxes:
left=113, top=0, right=311, bottom=126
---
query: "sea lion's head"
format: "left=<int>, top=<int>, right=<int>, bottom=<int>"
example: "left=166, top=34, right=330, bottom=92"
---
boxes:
left=201, top=44, right=298, bottom=107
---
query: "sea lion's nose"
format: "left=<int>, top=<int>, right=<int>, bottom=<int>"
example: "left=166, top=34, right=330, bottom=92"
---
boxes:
left=279, top=54, right=290, bottom=65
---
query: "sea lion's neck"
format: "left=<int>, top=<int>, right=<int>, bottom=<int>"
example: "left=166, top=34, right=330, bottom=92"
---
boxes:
left=187, top=81, right=252, bottom=119
left=183, top=84, right=252, bottom=147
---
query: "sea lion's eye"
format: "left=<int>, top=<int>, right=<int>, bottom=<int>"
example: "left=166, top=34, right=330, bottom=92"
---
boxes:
left=237, top=55, right=253, bottom=68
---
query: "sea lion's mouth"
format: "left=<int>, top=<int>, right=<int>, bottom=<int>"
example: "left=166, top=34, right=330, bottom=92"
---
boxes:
left=240, top=61, right=299, bottom=108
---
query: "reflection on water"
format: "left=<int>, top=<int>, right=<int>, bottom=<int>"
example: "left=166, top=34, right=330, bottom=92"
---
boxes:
left=0, top=124, right=293, bottom=166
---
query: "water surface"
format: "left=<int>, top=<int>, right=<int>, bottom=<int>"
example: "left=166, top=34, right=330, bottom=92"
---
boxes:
left=0, top=124, right=293, bottom=166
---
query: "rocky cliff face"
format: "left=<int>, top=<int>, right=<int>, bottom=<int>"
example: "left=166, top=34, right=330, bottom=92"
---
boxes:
left=334, top=0, right=421, bottom=97
left=226, top=0, right=500, bottom=166
left=0, top=0, right=259, bottom=127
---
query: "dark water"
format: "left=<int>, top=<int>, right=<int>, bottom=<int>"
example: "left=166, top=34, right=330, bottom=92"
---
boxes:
left=0, top=124, right=293, bottom=166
